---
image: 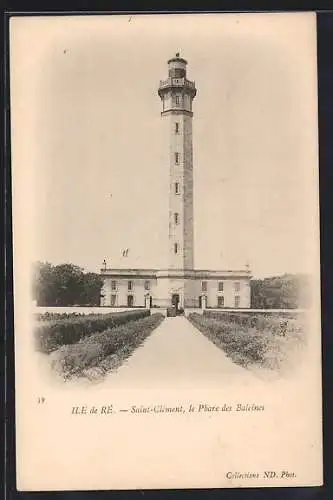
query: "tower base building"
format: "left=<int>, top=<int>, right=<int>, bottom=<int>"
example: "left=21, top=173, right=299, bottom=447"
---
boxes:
left=100, top=54, right=251, bottom=310
left=100, top=268, right=251, bottom=309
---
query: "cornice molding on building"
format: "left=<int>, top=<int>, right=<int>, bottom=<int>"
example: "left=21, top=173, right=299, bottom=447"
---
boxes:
left=100, top=269, right=157, bottom=279
left=192, top=269, right=252, bottom=279
left=100, top=268, right=252, bottom=280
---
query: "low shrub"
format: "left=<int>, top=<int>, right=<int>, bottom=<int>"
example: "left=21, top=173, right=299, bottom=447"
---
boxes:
left=50, top=313, right=164, bottom=379
left=35, top=309, right=151, bottom=353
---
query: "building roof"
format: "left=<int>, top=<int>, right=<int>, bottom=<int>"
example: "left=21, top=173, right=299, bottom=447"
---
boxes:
left=167, top=55, right=188, bottom=65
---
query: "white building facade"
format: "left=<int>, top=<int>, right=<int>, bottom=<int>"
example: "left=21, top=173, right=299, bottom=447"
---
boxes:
left=100, top=54, right=251, bottom=309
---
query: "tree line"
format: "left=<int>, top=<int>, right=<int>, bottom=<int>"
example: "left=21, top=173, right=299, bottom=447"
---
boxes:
left=33, top=262, right=103, bottom=306
left=33, top=261, right=311, bottom=309
left=250, top=273, right=311, bottom=309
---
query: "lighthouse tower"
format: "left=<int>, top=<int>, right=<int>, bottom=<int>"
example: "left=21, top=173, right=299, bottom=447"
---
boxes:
left=158, top=53, right=197, bottom=271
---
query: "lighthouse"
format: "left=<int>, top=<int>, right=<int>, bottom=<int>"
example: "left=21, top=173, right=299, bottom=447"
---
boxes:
left=100, top=54, right=251, bottom=310
left=158, top=53, right=197, bottom=271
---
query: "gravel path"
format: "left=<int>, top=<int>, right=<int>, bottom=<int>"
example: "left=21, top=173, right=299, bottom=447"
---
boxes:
left=106, top=316, right=260, bottom=389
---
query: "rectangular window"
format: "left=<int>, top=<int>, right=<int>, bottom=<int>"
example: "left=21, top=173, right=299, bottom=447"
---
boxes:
left=144, top=280, right=150, bottom=291
left=174, top=213, right=179, bottom=224
left=201, top=281, right=207, bottom=292
left=175, top=182, right=180, bottom=194
left=235, top=295, right=240, bottom=308
left=175, top=122, right=179, bottom=134
left=174, top=242, right=178, bottom=254
left=234, top=281, right=241, bottom=292
left=175, top=95, right=180, bottom=105
left=217, top=296, right=224, bottom=308
left=128, top=280, right=133, bottom=291
left=218, top=281, right=224, bottom=292
left=110, top=294, right=117, bottom=306
left=111, top=280, right=117, bottom=291
left=175, top=152, right=179, bottom=165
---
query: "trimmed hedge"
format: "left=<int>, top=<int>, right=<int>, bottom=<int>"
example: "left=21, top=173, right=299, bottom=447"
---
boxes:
left=50, top=313, right=164, bottom=379
left=189, top=313, right=269, bottom=366
left=188, top=312, right=306, bottom=369
left=35, top=312, right=86, bottom=322
left=35, top=309, right=151, bottom=353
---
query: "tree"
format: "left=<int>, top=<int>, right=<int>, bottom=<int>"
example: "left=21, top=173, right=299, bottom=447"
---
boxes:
left=33, top=261, right=57, bottom=306
left=250, top=273, right=311, bottom=309
left=51, top=263, right=85, bottom=306
left=80, top=272, right=104, bottom=306
left=33, top=262, right=103, bottom=306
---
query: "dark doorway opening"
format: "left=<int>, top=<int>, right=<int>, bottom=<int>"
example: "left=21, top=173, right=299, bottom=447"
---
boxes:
left=171, top=294, right=180, bottom=310
left=150, top=296, right=153, bottom=308
left=198, top=296, right=202, bottom=309
left=127, top=295, right=134, bottom=307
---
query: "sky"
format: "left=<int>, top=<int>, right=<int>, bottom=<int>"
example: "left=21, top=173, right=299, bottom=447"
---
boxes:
left=10, top=13, right=320, bottom=279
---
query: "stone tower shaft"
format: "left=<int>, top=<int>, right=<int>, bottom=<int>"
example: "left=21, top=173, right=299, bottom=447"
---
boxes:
left=158, top=54, right=197, bottom=270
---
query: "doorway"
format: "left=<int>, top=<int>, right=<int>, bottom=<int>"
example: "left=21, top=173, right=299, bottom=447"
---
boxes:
left=171, top=294, right=180, bottom=310
left=198, top=296, right=202, bottom=309
left=127, top=295, right=134, bottom=307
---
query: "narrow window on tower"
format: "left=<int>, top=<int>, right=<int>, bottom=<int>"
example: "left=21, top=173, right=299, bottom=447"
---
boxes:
left=175, top=95, right=180, bottom=105
left=201, top=281, right=207, bottom=292
left=175, top=182, right=180, bottom=194
left=175, top=152, right=179, bottom=165
left=174, top=242, right=178, bottom=254
left=175, top=122, right=179, bottom=134
left=174, top=213, right=179, bottom=224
